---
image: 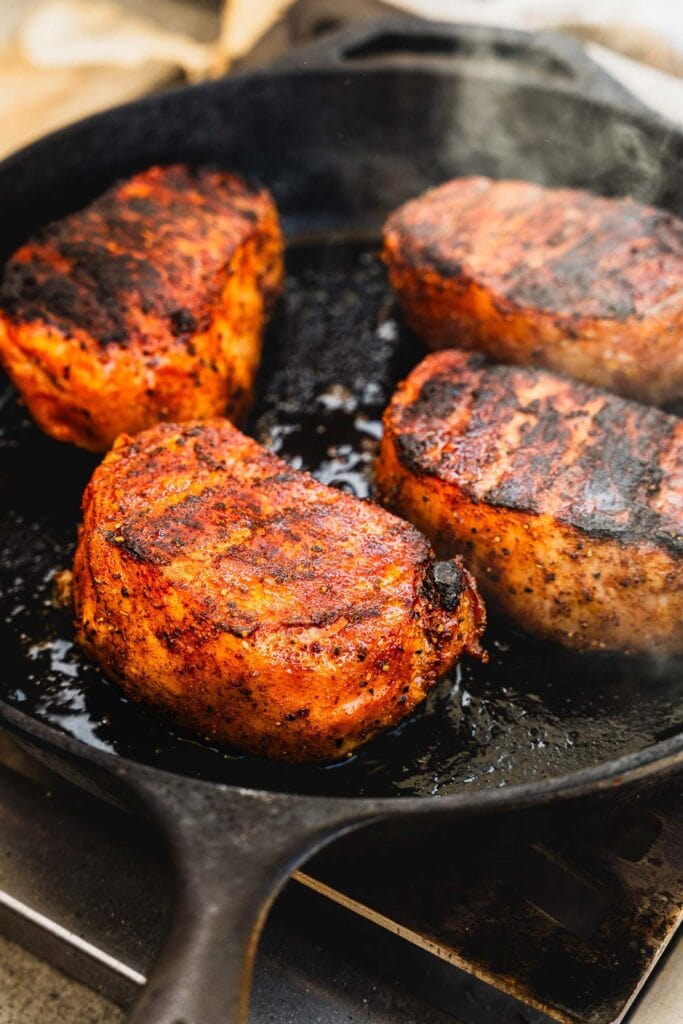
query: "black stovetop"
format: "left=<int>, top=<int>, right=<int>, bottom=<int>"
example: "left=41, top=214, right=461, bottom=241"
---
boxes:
left=0, top=732, right=681, bottom=1024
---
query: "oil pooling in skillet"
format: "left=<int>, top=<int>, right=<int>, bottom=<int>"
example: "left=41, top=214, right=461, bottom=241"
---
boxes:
left=0, top=243, right=681, bottom=797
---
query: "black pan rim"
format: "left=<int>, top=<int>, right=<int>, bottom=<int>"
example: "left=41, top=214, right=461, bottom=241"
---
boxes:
left=1, top=54, right=682, bottom=813
left=2, top=698, right=682, bottom=813
left=0, top=60, right=680, bottom=190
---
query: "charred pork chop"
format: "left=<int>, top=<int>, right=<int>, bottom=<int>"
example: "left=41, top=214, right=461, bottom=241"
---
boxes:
left=0, top=165, right=282, bottom=450
left=376, top=350, right=683, bottom=654
left=383, top=177, right=683, bottom=405
left=73, top=419, right=485, bottom=762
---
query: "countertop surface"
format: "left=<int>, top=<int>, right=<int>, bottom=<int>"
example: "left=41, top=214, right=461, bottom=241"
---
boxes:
left=0, top=934, right=122, bottom=1024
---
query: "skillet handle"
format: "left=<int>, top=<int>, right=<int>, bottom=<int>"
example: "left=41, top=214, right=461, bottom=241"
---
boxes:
left=260, top=13, right=649, bottom=117
left=126, top=776, right=372, bottom=1024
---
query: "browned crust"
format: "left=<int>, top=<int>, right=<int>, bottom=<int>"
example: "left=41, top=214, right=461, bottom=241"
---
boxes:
left=383, top=177, right=683, bottom=404
left=0, top=165, right=283, bottom=450
left=73, top=418, right=485, bottom=762
left=376, top=350, right=683, bottom=654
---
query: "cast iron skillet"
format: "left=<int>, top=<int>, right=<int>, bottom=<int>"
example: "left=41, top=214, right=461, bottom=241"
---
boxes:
left=1, top=17, right=682, bottom=1024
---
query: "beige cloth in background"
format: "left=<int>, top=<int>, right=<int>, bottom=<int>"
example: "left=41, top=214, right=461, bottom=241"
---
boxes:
left=0, top=0, right=215, bottom=158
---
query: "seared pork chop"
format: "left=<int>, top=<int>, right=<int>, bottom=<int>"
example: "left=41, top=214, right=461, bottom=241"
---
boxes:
left=0, top=165, right=283, bottom=450
left=376, top=349, right=683, bottom=654
left=383, top=177, right=683, bottom=405
left=73, top=418, right=485, bottom=762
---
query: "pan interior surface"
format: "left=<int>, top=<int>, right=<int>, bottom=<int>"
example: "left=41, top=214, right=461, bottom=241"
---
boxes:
left=1, top=240, right=682, bottom=798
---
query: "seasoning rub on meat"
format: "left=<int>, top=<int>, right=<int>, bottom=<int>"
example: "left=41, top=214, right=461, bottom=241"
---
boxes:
left=73, top=419, right=485, bottom=762
left=0, top=164, right=283, bottom=450
left=377, top=349, right=683, bottom=654
left=383, top=177, right=683, bottom=405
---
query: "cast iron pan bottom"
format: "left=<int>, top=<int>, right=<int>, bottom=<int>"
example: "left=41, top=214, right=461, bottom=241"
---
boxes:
left=1, top=241, right=682, bottom=798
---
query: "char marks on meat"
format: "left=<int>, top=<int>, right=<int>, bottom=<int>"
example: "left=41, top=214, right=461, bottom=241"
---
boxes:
left=377, top=349, right=683, bottom=653
left=383, top=177, right=683, bottom=404
left=0, top=164, right=283, bottom=450
left=73, top=418, right=485, bottom=762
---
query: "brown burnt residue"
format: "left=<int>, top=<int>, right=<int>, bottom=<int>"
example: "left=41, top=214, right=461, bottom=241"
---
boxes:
left=52, top=568, right=73, bottom=608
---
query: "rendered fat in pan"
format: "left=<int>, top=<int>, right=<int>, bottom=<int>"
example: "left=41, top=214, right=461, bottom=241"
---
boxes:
left=0, top=19, right=682, bottom=1024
